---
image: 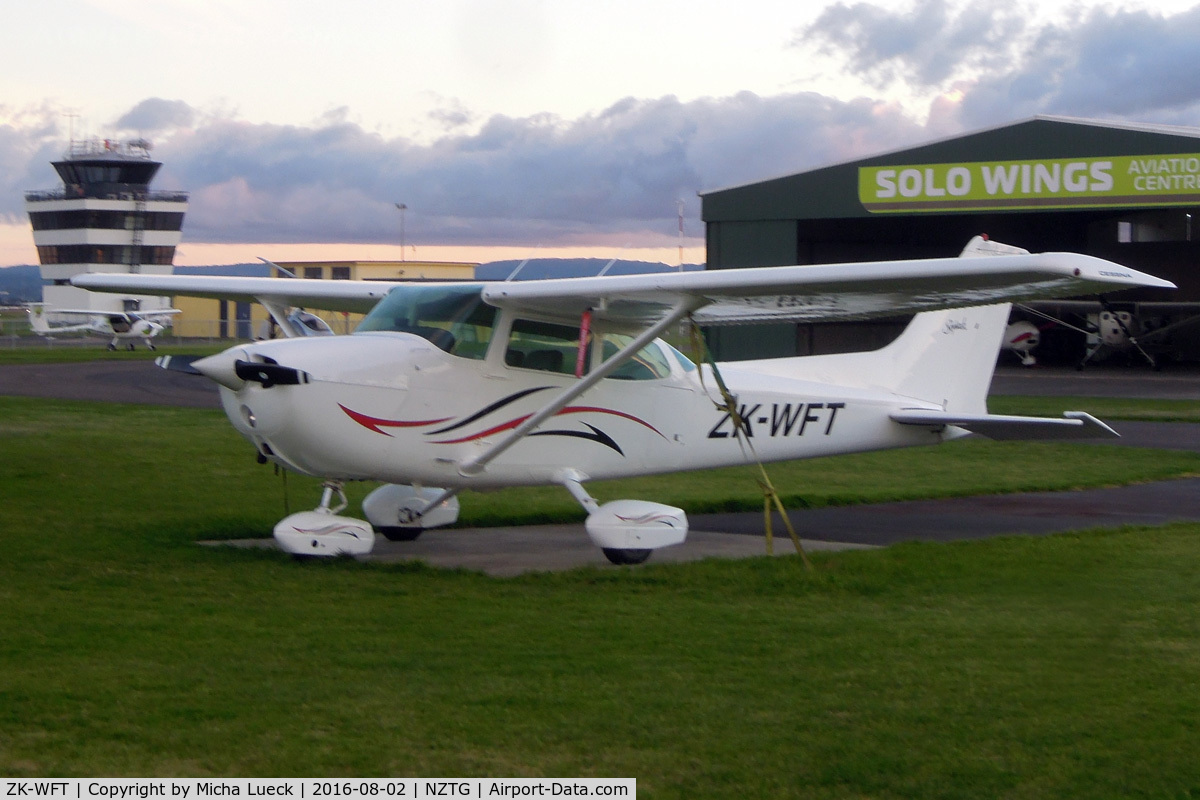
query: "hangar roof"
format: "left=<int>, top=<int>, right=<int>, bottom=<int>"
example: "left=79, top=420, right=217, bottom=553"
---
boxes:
left=701, top=116, right=1200, bottom=222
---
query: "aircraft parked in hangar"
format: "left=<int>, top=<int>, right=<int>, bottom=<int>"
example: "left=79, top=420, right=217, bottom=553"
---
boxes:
left=26, top=304, right=181, bottom=350
left=72, top=237, right=1172, bottom=564
left=1011, top=300, right=1200, bottom=369
left=1002, top=319, right=1043, bottom=366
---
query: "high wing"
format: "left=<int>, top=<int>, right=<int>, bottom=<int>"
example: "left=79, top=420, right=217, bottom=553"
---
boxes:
left=479, top=252, right=1174, bottom=327
left=37, top=308, right=117, bottom=319
left=73, top=251, right=1173, bottom=329
left=33, top=308, right=179, bottom=322
left=71, top=274, right=400, bottom=315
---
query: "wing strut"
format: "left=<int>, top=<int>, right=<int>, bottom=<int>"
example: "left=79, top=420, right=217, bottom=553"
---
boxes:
left=457, top=300, right=693, bottom=477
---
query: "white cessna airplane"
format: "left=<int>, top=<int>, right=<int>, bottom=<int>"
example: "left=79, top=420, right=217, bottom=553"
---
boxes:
left=26, top=304, right=181, bottom=350
left=72, top=237, right=1173, bottom=564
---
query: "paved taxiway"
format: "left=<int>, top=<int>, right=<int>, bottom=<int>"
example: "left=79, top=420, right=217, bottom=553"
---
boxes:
left=4, top=357, right=1199, bottom=575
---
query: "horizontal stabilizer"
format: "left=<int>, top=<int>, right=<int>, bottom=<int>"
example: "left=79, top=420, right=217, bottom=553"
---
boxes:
left=890, top=409, right=1118, bottom=440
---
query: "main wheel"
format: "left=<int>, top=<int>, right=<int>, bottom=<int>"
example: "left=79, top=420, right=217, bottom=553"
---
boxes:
left=602, top=547, right=652, bottom=565
left=378, top=526, right=423, bottom=542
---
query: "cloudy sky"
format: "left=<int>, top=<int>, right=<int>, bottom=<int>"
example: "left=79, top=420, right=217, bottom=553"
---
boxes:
left=2, top=0, right=1199, bottom=266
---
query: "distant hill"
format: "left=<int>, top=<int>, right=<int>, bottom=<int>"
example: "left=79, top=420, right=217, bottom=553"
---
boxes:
left=176, top=263, right=271, bottom=277
left=0, top=258, right=703, bottom=304
left=0, top=265, right=42, bottom=304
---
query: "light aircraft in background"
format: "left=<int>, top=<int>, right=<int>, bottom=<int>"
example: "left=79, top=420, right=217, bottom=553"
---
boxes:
left=1002, top=320, right=1043, bottom=366
left=72, top=237, right=1173, bottom=564
left=26, top=304, right=181, bottom=350
left=1014, top=300, right=1200, bottom=369
left=255, top=308, right=336, bottom=340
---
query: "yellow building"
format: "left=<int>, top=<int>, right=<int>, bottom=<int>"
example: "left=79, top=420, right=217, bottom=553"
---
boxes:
left=170, top=260, right=477, bottom=340
left=275, top=260, right=475, bottom=282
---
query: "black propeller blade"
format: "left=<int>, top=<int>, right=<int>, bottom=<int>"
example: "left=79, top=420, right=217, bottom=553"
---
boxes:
left=234, top=359, right=310, bottom=388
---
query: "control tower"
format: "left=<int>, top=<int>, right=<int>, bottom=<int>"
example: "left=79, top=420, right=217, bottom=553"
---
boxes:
left=25, top=138, right=189, bottom=313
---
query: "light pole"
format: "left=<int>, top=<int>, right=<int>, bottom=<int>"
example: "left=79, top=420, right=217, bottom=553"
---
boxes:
left=676, top=198, right=685, bottom=270
left=395, top=203, right=408, bottom=261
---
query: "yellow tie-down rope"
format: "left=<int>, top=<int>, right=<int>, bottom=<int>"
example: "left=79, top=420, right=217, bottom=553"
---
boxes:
left=687, top=316, right=813, bottom=571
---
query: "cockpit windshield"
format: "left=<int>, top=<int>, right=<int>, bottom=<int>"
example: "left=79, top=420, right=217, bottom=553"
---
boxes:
left=356, top=284, right=496, bottom=359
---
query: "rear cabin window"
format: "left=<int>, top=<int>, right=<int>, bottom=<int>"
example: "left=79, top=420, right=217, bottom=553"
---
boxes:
left=357, top=284, right=496, bottom=360
left=505, top=321, right=673, bottom=380
left=505, top=319, right=582, bottom=375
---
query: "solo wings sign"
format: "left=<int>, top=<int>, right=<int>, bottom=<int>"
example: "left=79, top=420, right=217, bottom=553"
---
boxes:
left=859, top=153, right=1200, bottom=213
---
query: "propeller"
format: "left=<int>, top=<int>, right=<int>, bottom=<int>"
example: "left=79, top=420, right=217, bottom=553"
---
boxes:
left=234, top=359, right=310, bottom=388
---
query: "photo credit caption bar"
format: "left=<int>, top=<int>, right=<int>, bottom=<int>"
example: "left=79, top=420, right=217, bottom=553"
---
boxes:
left=1, top=781, right=635, bottom=799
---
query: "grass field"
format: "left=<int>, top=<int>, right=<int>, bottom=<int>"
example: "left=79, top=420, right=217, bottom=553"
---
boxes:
left=0, top=341, right=231, bottom=364
left=2, top=396, right=1200, bottom=794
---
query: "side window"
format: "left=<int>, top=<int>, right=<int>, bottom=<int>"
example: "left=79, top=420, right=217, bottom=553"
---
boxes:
left=506, top=319, right=586, bottom=375
left=666, top=342, right=698, bottom=372
left=601, top=334, right=673, bottom=380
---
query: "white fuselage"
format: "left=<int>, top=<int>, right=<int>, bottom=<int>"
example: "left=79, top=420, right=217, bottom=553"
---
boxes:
left=211, top=330, right=944, bottom=490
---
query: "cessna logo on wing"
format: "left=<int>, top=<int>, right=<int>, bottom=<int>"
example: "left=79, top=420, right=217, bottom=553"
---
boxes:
left=708, top=402, right=845, bottom=439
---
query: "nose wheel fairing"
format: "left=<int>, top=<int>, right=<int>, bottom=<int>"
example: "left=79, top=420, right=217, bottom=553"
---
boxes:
left=273, top=482, right=376, bottom=557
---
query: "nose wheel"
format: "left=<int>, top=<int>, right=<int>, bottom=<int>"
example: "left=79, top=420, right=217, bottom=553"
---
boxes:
left=602, top=548, right=653, bottom=565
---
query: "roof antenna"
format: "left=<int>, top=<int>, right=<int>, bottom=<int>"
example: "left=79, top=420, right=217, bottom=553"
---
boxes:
left=677, top=198, right=686, bottom=271
left=505, top=258, right=530, bottom=282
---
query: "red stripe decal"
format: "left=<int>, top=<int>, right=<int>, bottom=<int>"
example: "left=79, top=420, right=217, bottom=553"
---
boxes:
left=339, top=404, right=452, bottom=437
left=341, top=403, right=664, bottom=443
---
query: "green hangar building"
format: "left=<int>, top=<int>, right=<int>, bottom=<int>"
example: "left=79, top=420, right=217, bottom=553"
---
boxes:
left=699, top=116, right=1200, bottom=365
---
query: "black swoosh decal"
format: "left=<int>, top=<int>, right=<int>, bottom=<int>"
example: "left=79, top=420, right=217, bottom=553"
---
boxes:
left=529, top=423, right=624, bottom=455
left=426, top=386, right=553, bottom=436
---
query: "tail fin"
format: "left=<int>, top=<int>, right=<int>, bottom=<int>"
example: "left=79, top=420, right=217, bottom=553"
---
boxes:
left=25, top=305, right=51, bottom=335
left=878, top=302, right=1011, bottom=413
